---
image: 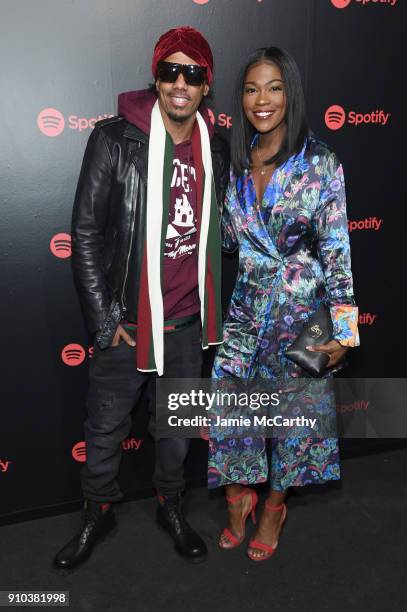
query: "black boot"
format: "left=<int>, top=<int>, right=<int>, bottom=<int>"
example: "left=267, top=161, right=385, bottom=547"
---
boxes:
left=156, top=493, right=207, bottom=563
left=53, top=501, right=116, bottom=570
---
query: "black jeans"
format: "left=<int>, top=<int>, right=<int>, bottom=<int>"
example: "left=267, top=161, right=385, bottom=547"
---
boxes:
left=80, top=319, right=202, bottom=502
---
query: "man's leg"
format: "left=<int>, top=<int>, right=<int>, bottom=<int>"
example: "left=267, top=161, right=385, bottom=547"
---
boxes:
left=54, top=335, right=148, bottom=569
left=151, top=318, right=207, bottom=562
left=80, top=340, right=147, bottom=502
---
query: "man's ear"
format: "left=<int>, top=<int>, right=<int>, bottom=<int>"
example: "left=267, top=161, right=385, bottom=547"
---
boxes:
left=155, top=79, right=160, bottom=92
left=203, top=84, right=210, bottom=97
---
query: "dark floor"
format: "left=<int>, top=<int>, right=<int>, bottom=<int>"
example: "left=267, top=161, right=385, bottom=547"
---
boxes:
left=1, top=448, right=407, bottom=612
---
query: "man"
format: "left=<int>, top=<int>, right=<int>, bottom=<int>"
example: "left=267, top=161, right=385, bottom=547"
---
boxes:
left=54, top=26, right=229, bottom=568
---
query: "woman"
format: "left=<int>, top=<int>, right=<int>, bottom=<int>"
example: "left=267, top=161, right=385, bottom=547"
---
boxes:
left=208, top=47, right=359, bottom=562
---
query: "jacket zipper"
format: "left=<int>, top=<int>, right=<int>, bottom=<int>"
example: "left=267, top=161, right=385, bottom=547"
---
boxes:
left=120, top=166, right=138, bottom=315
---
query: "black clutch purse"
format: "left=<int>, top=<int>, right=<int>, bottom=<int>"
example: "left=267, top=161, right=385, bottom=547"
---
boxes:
left=285, top=303, right=333, bottom=377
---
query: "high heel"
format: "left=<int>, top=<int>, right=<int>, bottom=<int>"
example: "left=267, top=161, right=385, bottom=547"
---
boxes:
left=247, top=501, right=287, bottom=562
left=219, top=488, right=258, bottom=549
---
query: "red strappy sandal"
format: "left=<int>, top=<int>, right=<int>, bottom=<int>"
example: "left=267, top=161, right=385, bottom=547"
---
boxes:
left=219, top=488, right=258, bottom=549
left=247, top=501, right=287, bottom=562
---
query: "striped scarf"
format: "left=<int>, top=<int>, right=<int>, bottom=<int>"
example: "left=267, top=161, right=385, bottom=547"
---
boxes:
left=136, top=100, right=223, bottom=375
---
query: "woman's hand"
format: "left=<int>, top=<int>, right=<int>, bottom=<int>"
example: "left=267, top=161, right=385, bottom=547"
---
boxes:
left=306, top=339, right=348, bottom=368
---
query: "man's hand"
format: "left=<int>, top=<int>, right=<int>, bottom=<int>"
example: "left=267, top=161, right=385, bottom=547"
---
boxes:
left=111, top=324, right=136, bottom=347
left=306, top=339, right=348, bottom=368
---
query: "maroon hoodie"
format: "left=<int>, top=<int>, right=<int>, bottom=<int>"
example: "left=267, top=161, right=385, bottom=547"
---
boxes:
left=118, top=89, right=214, bottom=320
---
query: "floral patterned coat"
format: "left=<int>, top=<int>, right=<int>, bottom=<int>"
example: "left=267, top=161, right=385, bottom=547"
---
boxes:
left=208, top=135, right=359, bottom=490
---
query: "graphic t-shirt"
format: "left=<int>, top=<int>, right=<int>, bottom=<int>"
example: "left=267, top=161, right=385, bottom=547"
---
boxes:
left=162, top=140, right=200, bottom=320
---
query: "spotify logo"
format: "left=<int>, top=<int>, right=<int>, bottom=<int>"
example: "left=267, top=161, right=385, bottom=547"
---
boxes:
left=50, top=233, right=71, bottom=259
left=72, top=441, right=87, bottom=463
left=325, top=104, right=391, bottom=129
left=37, top=108, right=65, bottom=137
left=61, top=344, right=86, bottom=366
left=331, top=0, right=397, bottom=8
left=205, top=109, right=232, bottom=129
left=325, top=105, right=346, bottom=130
left=331, top=0, right=351, bottom=7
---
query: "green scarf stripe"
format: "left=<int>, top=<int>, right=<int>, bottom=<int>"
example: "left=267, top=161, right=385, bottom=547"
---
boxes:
left=208, top=178, right=223, bottom=337
left=201, top=178, right=222, bottom=344
left=201, top=174, right=222, bottom=347
left=147, top=334, right=155, bottom=369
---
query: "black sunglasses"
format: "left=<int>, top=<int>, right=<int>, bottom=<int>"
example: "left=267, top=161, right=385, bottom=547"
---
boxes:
left=156, top=61, right=207, bottom=86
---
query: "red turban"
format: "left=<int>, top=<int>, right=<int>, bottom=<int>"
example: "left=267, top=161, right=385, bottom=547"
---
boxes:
left=152, top=26, right=213, bottom=85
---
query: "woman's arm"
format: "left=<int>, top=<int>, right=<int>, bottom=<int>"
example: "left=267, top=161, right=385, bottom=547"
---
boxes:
left=313, top=150, right=360, bottom=354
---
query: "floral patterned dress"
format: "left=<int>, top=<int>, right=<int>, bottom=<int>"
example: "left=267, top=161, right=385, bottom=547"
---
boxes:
left=208, top=135, right=359, bottom=491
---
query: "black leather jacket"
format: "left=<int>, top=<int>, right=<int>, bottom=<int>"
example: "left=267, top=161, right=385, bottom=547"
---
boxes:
left=71, top=116, right=230, bottom=347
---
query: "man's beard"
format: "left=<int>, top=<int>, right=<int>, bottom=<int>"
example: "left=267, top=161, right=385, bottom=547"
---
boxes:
left=166, top=110, right=193, bottom=123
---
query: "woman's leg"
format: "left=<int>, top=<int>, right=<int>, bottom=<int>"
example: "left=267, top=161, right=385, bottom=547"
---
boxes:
left=247, top=489, right=287, bottom=559
left=210, top=334, right=267, bottom=547
left=246, top=435, right=288, bottom=559
left=219, top=484, right=257, bottom=548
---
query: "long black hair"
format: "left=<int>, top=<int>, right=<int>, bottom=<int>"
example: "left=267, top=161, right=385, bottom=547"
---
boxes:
left=231, top=46, right=309, bottom=176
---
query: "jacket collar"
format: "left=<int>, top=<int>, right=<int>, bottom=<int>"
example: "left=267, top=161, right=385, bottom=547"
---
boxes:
left=122, top=121, right=148, bottom=143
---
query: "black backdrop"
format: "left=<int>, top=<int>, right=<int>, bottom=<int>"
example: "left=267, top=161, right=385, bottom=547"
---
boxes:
left=1, top=0, right=405, bottom=524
